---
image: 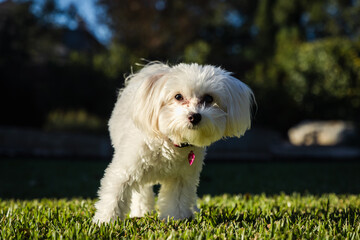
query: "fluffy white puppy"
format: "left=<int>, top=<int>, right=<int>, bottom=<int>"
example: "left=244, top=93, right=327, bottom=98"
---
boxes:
left=93, top=62, right=253, bottom=223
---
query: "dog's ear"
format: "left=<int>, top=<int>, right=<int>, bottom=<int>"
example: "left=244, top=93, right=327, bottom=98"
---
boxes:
left=132, top=64, right=169, bottom=137
left=223, top=76, right=254, bottom=138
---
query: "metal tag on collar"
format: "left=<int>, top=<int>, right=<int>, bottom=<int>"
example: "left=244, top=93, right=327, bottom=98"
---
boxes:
left=188, top=151, right=195, bottom=166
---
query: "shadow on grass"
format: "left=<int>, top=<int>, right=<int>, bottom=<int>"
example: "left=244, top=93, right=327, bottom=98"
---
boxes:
left=0, top=158, right=360, bottom=199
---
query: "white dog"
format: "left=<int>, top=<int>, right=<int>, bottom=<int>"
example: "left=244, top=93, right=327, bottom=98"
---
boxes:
left=93, top=62, right=253, bottom=223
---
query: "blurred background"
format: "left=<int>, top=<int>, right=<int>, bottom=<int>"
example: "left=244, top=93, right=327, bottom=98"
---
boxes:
left=0, top=0, right=359, bottom=199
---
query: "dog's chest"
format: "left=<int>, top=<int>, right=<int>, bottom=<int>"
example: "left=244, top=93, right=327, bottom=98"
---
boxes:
left=141, top=143, right=205, bottom=182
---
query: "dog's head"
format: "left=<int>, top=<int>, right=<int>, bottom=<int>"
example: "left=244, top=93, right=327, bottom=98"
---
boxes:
left=131, top=63, right=254, bottom=147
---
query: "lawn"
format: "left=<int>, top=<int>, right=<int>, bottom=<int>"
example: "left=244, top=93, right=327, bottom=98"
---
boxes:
left=0, top=159, right=360, bottom=239
left=1, top=194, right=360, bottom=239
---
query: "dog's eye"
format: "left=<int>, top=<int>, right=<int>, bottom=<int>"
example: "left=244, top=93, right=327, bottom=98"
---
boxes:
left=175, top=94, right=184, bottom=101
left=203, top=94, right=213, bottom=104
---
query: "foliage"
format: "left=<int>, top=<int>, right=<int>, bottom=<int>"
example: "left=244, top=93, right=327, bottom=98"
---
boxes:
left=1, top=0, right=360, bottom=131
left=89, top=0, right=360, bottom=131
left=93, top=43, right=134, bottom=79
left=286, top=38, right=360, bottom=100
left=0, top=60, right=117, bottom=128
left=0, top=0, right=120, bottom=130
left=0, top=1, right=36, bottom=65
left=250, top=36, right=360, bottom=130
left=44, top=109, right=106, bottom=133
left=1, top=194, right=360, bottom=239
left=184, top=40, right=211, bottom=64
left=282, top=38, right=360, bottom=112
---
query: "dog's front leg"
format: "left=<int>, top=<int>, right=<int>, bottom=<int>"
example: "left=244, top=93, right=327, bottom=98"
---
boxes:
left=93, top=165, right=136, bottom=223
left=130, top=185, right=155, bottom=218
left=158, top=178, right=198, bottom=220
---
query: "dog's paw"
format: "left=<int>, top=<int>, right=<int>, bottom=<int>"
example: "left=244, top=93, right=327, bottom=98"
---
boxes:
left=93, top=210, right=121, bottom=225
left=193, top=205, right=200, bottom=213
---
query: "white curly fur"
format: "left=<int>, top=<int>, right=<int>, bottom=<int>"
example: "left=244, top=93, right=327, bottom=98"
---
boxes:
left=93, top=62, right=254, bottom=223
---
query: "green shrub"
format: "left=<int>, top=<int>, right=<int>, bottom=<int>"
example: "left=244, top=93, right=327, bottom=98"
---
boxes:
left=250, top=36, right=360, bottom=130
left=44, top=109, right=106, bottom=133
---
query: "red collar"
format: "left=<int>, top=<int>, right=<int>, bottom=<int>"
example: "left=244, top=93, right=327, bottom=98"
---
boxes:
left=174, top=142, right=192, bottom=148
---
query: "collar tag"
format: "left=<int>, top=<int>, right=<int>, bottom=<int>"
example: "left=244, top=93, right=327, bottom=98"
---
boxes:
left=188, top=151, right=195, bottom=166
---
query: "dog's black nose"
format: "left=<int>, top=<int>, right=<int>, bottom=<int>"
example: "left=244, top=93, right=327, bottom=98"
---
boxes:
left=188, top=113, right=202, bottom=125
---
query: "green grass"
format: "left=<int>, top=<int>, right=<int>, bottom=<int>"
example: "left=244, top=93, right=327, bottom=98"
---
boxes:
left=1, top=159, right=360, bottom=238
left=1, top=194, right=360, bottom=239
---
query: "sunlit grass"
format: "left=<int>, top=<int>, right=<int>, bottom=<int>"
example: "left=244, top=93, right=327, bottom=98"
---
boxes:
left=1, top=194, right=360, bottom=239
left=1, top=159, right=360, bottom=238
